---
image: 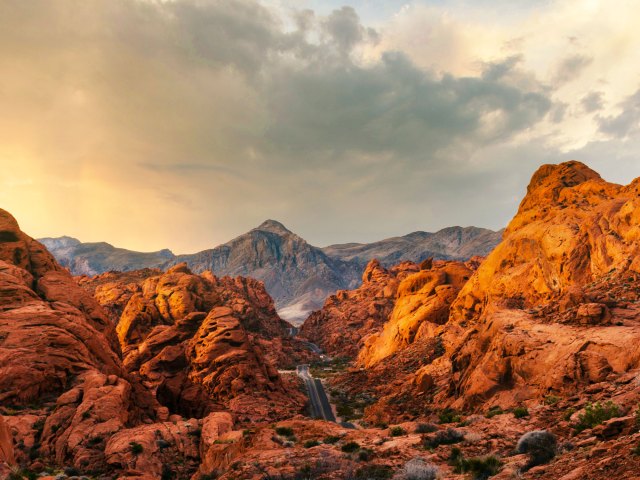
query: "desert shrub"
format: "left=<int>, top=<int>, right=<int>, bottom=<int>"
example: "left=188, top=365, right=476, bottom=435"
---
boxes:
left=87, top=436, right=103, bottom=446
left=390, top=426, right=406, bottom=437
left=635, top=404, right=640, bottom=426
left=574, top=401, right=621, bottom=432
left=161, top=464, right=175, bottom=480
left=129, top=441, right=144, bottom=455
left=544, top=395, right=560, bottom=406
left=438, top=408, right=461, bottom=424
left=323, top=435, right=341, bottom=444
left=275, top=426, right=295, bottom=437
left=516, top=430, right=557, bottom=469
left=632, top=442, right=640, bottom=456
left=452, top=452, right=502, bottom=480
left=563, top=407, right=576, bottom=421
left=358, top=448, right=374, bottom=461
left=424, top=428, right=464, bottom=449
left=415, top=423, right=438, bottom=434
left=402, top=458, right=439, bottom=480
left=354, top=464, right=393, bottom=479
left=304, top=440, right=320, bottom=448
left=513, top=407, right=529, bottom=419
left=341, top=441, right=360, bottom=453
left=64, top=467, right=81, bottom=476
left=484, top=406, right=504, bottom=418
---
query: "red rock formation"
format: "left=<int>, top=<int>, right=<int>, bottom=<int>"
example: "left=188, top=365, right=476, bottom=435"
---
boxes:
left=358, top=260, right=474, bottom=366
left=299, top=260, right=419, bottom=357
left=0, top=209, right=157, bottom=473
left=415, top=161, right=640, bottom=408
left=84, top=264, right=306, bottom=422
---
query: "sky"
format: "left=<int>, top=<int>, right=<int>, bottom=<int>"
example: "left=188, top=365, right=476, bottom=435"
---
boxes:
left=1, top=0, right=640, bottom=253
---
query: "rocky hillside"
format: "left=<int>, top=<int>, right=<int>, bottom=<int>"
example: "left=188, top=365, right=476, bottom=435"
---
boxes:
left=323, top=226, right=502, bottom=270
left=299, top=161, right=640, bottom=480
left=299, top=259, right=421, bottom=357
left=38, top=236, right=174, bottom=276
left=40, top=221, right=501, bottom=324
left=0, top=208, right=309, bottom=479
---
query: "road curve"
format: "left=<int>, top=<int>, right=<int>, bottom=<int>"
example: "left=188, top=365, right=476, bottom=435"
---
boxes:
left=296, top=364, right=336, bottom=422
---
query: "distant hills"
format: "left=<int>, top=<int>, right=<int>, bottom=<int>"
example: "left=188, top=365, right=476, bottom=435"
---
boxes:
left=39, top=221, right=502, bottom=324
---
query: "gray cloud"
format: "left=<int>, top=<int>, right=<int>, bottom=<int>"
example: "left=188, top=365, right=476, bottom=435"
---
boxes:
left=581, top=91, right=605, bottom=113
left=0, top=0, right=596, bottom=252
left=597, top=88, right=640, bottom=138
left=553, top=54, right=592, bottom=84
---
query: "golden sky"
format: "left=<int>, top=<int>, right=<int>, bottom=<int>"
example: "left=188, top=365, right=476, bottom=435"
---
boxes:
left=2, top=0, right=640, bottom=253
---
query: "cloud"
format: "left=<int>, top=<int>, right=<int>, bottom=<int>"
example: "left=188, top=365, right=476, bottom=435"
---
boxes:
left=1, top=0, right=640, bottom=252
left=597, top=88, right=640, bottom=138
left=581, top=91, right=605, bottom=112
left=553, top=54, right=593, bottom=84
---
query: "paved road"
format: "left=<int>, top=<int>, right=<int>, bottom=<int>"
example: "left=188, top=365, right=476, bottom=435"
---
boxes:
left=296, top=364, right=336, bottom=422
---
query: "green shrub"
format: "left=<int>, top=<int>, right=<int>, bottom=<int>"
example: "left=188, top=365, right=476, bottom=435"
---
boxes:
left=544, top=395, right=560, bottom=406
left=129, top=441, right=144, bottom=455
left=452, top=452, right=502, bottom=480
left=275, top=426, right=295, bottom=437
left=390, top=426, right=406, bottom=437
left=563, top=407, right=576, bottom=421
left=513, top=407, right=529, bottom=419
left=341, top=441, right=360, bottom=453
left=438, top=408, right=461, bottom=424
left=358, top=448, right=374, bottom=461
left=574, top=401, right=621, bottom=432
left=485, top=406, right=504, bottom=419
left=354, top=465, right=393, bottom=479
left=635, top=404, right=640, bottom=426
left=415, top=423, right=438, bottom=434
left=424, top=428, right=464, bottom=449
left=303, top=440, right=320, bottom=448
left=87, top=436, right=103, bottom=446
left=323, top=435, right=341, bottom=444
left=632, top=442, right=640, bottom=456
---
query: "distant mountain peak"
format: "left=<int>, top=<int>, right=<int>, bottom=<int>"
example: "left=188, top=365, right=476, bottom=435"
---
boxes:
left=254, top=219, right=292, bottom=235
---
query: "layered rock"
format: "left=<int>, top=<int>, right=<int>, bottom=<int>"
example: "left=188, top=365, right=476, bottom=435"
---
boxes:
left=420, top=161, right=640, bottom=408
left=299, top=260, right=419, bottom=357
left=89, top=263, right=305, bottom=421
left=358, top=260, right=475, bottom=367
left=0, top=209, right=156, bottom=473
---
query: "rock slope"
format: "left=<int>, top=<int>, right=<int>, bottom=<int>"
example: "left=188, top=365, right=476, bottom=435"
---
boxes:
left=299, top=259, right=420, bottom=357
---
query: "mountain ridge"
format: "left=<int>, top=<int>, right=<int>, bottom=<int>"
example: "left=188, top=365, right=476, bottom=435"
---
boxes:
left=40, top=222, right=503, bottom=323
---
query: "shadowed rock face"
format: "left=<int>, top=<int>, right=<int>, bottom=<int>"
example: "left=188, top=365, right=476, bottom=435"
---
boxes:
left=106, top=263, right=305, bottom=420
left=299, top=260, right=420, bottom=357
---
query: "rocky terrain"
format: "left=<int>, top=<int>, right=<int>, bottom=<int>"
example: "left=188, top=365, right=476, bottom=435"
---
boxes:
left=4, top=161, right=640, bottom=480
left=41, top=222, right=501, bottom=325
left=0, top=208, right=310, bottom=479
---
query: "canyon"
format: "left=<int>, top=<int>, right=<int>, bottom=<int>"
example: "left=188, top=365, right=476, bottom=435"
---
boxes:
left=1, top=161, right=640, bottom=480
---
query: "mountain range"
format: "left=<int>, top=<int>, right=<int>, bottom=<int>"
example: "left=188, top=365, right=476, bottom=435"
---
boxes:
left=39, top=221, right=502, bottom=323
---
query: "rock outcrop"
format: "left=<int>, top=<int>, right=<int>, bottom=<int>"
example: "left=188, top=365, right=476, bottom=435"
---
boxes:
left=83, top=263, right=306, bottom=422
left=410, top=161, right=640, bottom=408
left=0, top=208, right=157, bottom=473
left=299, top=260, right=419, bottom=357
left=358, top=260, right=475, bottom=367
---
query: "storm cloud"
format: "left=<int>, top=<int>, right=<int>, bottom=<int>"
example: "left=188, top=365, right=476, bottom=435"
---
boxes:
left=1, top=0, right=639, bottom=252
